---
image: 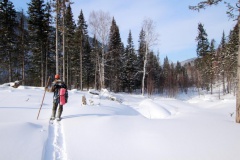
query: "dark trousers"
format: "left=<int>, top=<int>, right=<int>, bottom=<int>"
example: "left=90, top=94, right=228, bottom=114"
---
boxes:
left=51, top=103, right=63, bottom=118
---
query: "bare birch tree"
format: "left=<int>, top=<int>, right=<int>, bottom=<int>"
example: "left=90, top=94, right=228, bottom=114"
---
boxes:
left=89, top=10, right=111, bottom=89
left=189, top=0, right=240, bottom=123
left=141, top=18, right=159, bottom=96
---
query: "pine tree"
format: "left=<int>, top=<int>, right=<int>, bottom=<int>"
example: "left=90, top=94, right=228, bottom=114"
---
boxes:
left=107, top=17, right=123, bottom=92
left=208, top=39, right=216, bottom=94
left=76, top=9, right=88, bottom=90
left=146, top=51, right=160, bottom=95
left=43, top=1, right=55, bottom=85
left=135, top=29, right=145, bottom=90
left=196, top=23, right=209, bottom=57
left=0, top=0, right=17, bottom=82
left=219, top=31, right=227, bottom=94
left=27, top=0, right=47, bottom=86
left=163, top=56, right=170, bottom=95
left=91, top=35, right=101, bottom=90
left=64, top=4, right=75, bottom=88
left=83, top=37, right=94, bottom=90
left=16, top=10, right=29, bottom=85
left=224, top=24, right=238, bottom=94
left=195, top=23, right=210, bottom=90
left=123, top=30, right=137, bottom=93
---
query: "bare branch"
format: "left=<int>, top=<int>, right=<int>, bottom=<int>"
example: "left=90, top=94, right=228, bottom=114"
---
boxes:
left=189, top=0, right=223, bottom=11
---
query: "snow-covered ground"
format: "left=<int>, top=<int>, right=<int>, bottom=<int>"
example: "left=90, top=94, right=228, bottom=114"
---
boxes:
left=0, top=83, right=240, bottom=160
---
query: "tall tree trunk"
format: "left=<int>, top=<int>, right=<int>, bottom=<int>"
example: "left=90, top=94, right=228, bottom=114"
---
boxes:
left=45, top=45, right=48, bottom=87
left=80, top=34, right=83, bottom=90
left=62, top=0, right=66, bottom=82
left=21, top=10, right=25, bottom=85
left=41, top=45, right=44, bottom=87
left=222, top=70, right=225, bottom=95
left=55, top=0, right=59, bottom=75
left=236, top=8, right=240, bottom=123
left=94, top=53, right=98, bottom=90
left=8, top=51, right=12, bottom=82
left=101, top=47, right=105, bottom=89
left=142, top=45, right=148, bottom=96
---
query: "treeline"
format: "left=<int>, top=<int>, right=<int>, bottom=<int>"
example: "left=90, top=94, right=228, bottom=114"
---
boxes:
left=194, top=23, right=238, bottom=96
left=0, top=0, right=238, bottom=97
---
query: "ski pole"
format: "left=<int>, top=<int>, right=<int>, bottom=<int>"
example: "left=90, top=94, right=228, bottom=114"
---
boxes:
left=37, top=76, right=51, bottom=120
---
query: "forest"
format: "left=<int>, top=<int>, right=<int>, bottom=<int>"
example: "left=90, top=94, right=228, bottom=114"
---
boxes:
left=0, top=0, right=238, bottom=97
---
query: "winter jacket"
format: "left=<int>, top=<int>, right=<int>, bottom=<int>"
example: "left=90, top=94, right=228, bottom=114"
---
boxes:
left=51, top=79, right=68, bottom=104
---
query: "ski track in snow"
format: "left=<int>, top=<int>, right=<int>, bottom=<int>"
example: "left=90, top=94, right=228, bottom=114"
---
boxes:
left=44, top=121, right=68, bottom=160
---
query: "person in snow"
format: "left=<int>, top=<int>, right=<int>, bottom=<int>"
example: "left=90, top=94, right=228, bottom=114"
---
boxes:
left=50, top=74, right=68, bottom=121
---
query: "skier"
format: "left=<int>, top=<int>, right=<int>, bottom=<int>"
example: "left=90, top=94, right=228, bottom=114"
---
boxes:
left=50, top=74, right=68, bottom=121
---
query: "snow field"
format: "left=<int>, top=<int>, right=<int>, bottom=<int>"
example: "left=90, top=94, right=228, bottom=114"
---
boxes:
left=0, top=84, right=240, bottom=160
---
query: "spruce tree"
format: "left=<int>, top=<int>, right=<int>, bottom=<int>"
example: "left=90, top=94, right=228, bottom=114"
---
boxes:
left=219, top=31, right=227, bottom=94
left=123, top=30, right=137, bottom=93
left=195, top=23, right=210, bottom=90
left=16, top=10, right=29, bottom=85
left=65, top=4, right=76, bottom=88
left=0, top=0, right=17, bottom=82
left=107, top=17, right=123, bottom=92
left=76, top=9, right=88, bottom=90
left=196, top=23, right=209, bottom=57
left=83, top=37, right=94, bottom=90
left=27, top=0, right=47, bottom=86
left=163, top=56, right=170, bottom=95
left=135, top=29, right=145, bottom=90
left=43, top=1, right=55, bottom=85
left=224, top=24, right=238, bottom=94
left=208, top=39, right=216, bottom=94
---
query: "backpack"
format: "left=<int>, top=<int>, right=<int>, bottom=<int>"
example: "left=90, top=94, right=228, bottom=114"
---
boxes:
left=53, top=82, right=68, bottom=105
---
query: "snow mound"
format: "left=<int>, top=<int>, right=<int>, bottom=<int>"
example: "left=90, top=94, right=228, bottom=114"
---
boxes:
left=100, top=89, right=123, bottom=103
left=17, top=86, right=27, bottom=89
left=138, top=99, right=171, bottom=119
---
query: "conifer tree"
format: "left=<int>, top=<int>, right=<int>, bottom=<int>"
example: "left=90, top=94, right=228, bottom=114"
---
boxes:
left=135, top=28, right=146, bottom=90
left=83, top=37, right=94, bottom=90
left=163, top=56, right=170, bottom=95
left=76, top=9, right=88, bottom=90
left=0, top=0, right=17, bottom=82
left=208, top=39, right=216, bottom=94
left=43, top=1, right=55, bottom=85
left=27, top=0, right=47, bottom=86
left=123, top=30, right=137, bottom=93
left=219, top=31, right=227, bottom=94
left=16, top=10, right=29, bottom=85
left=224, top=24, right=238, bottom=94
left=195, top=23, right=210, bottom=90
left=146, top=51, right=160, bottom=95
left=64, top=4, right=75, bottom=88
left=107, top=17, right=123, bottom=92
left=91, top=35, right=101, bottom=90
left=196, top=23, right=209, bottom=57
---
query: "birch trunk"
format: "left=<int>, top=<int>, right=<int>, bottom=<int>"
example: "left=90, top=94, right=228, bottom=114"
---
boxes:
left=142, top=46, right=148, bottom=96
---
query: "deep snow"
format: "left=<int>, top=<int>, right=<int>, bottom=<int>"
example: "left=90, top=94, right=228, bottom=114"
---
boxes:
left=0, top=83, right=240, bottom=160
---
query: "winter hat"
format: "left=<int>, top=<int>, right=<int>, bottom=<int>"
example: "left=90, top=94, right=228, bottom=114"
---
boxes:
left=55, top=74, right=60, bottom=79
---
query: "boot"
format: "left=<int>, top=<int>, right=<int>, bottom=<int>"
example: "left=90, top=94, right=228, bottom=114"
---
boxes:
left=57, top=105, right=63, bottom=119
left=50, top=103, right=57, bottom=120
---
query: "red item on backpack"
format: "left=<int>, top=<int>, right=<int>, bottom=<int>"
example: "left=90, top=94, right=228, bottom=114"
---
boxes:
left=59, top=88, right=66, bottom=105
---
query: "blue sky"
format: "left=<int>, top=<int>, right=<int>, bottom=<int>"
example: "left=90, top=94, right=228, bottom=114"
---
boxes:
left=11, top=0, right=237, bottom=63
